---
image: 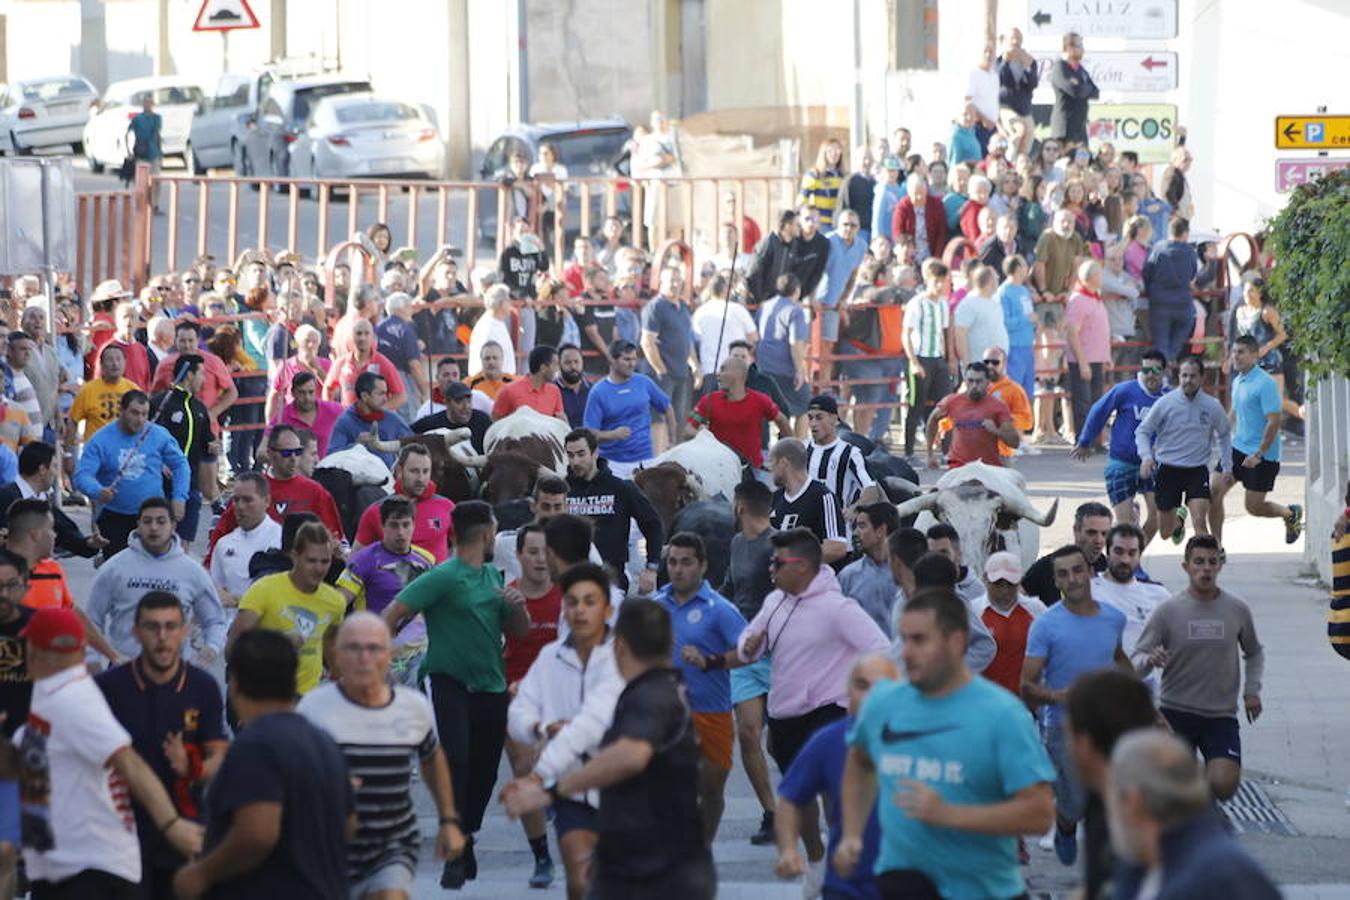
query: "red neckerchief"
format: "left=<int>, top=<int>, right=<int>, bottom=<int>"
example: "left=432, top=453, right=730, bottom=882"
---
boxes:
left=1076, top=285, right=1103, bottom=301
left=396, top=478, right=438, bottom=501
left=355, top=407, right=385, bottom=423
left=431, top=386, right=446, bottom=404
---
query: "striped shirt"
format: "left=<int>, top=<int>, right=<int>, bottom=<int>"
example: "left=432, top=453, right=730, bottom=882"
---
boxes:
left=771, top=480, right=846, bottom=547
left=806, top=438, right=875, bottom=508
left=903, top=292, right=950, bottom=358
left=298, top=683, right=438, bottom=881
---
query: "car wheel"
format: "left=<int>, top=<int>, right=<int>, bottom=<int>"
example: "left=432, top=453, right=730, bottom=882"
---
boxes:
left=186, top=142, right=205, bottom=175
left=71, top=140, right=84, bottom=155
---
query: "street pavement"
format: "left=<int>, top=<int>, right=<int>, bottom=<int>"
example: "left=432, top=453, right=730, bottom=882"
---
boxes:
left=57, top=434, right=1350, bottom=897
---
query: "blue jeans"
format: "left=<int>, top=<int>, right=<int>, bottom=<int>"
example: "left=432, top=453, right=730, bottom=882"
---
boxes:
left=175, top=489, right=202, bottom=543
left=1007, top=345, right=1035, bottom=402
left=1149, top=302, right=1195, bottom=364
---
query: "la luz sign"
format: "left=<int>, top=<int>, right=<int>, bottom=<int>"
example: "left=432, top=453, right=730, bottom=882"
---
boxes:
left=1027, top=1, right=1178, bottom=40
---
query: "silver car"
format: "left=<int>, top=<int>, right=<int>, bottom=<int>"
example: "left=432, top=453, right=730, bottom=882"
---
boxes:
left=288, top=93, right=444, bottom=181
left=0, top=75, right=98, bottom=155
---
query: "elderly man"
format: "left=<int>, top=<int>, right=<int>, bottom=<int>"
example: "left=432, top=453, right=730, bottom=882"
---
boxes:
left=686, top=354, right=788, bottom=471
left=325, top=318, right=409, bottom=411
left=327, top=372, right=414, bottom=468
left=891, top=172, right=948, bottom=264
left=298, top=613, right=463, bottom=900
left=1106, top=731, right=1280, bottom=899
left=1033, top=209, right=1088, bottom=300
left=1064, top=260, right=1111, bottom=441
left=18, top=305, right=68, bottom=441
left=467, top=340, right=515, bottom=400
left=469, top=285, right=517, bottom=378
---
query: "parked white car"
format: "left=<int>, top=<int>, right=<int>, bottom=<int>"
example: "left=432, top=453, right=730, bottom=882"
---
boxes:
left=288, top=93, right=444, bottom=181
left=83, top=77, right=204, bottom=173
left=0, top=75, right=98, bottom=154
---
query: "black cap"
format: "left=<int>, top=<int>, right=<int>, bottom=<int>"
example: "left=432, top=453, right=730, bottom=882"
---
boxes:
left=446, top=382, right=472, bottom=400
left=808, top=394, right=839, bottom=415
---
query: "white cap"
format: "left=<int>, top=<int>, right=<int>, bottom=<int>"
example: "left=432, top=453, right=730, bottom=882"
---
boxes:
left=984, top=551, right=1024, bottom=584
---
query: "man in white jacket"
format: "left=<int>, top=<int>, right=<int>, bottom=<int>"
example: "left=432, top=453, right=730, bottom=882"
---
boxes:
left=504, top=562, right=624, bottom=900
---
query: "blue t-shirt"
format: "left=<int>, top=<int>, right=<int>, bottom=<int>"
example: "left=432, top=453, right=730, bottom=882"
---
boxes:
left=640, top=295, right=693, bottom=378
left=822, top=231, right=868, bottom=307
left=0, top=444, right=15, bottom=486
left=651, top=581, right=747, bottom=713
left=847, top=678, right=1054, bottom=899
left=582, top=373, right=670, bottom=462
left=996, top=282, right=1036, bottom=348
left=779, top=717, right=882, bottom=900
left=1025, top=602, right=1126, bottom=726
left=375, top=316, right=422, bottom=374
left=757, top=295, right=808, bottom=377
left=1231, top=365, right=1282, bottom=461
left=128, top=111, right=163, bottom=160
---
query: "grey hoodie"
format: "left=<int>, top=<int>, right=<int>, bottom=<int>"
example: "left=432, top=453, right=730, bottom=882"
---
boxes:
left=86, top=533, right=227, bottom=658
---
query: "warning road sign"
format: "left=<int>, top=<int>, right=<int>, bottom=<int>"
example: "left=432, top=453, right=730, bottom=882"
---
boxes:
left=193, top=0, right=260, bottom=32
left=1274, top=116, right=1350, bottom=150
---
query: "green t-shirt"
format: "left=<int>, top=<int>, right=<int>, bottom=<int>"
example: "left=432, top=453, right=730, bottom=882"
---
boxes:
left=396, top=556, right=508, bottom=692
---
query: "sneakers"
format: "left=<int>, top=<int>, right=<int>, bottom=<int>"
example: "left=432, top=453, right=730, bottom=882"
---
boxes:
left=1170, top=506, right=1189, bottom=544
left=1285, top=503, right=1304, bottom=544
left=801, top=858, right=826, bottom=899
left=750, top=810, right=776, bottom=846
left=1053, top=825, right=1078, bottom=866
left=441, top=836, right=477, bottom=889
left=528, top=857, right=555, bottom=889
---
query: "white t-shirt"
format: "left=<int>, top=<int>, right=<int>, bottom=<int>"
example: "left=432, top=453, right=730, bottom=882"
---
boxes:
left=967, top=66, right=1000, bottom=124
left=467, top=316, right=516, bottom=377
left=17, top=665, right=140, bottom=884
left=691, top=300, right=758, bottom=374
left=953, top=294, right=1010, bottom=361
left=210, top=517, right=284, bottom=602
left=1091, top=575, right=1171, bottom=657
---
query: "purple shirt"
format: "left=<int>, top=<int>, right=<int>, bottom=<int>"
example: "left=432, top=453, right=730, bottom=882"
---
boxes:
left=337, top=542, right=437, bottom=617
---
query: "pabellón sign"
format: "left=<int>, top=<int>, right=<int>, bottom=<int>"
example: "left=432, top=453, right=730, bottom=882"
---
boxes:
left=1032, top=51, right=1178, bottom=100
left=1027, top=1, right=1178, bottom=39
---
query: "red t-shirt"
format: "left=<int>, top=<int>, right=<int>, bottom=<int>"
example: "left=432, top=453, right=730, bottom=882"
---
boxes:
left=935, top=392, right=1011, bottom=467
left=689, top=388, right=780, bottom=468
left=492, top=378, right=564, bottom=419
left=502, top=582, right=562, bottom=684
left=980, top=602, right=1039, bottom=696
left=205, top=472, right=346, bottom=565
left=353, top=491, right=455, bottom=562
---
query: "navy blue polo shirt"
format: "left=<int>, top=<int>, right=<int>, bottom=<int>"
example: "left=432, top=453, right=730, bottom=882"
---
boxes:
left=96, top=658, right=226, bottom=864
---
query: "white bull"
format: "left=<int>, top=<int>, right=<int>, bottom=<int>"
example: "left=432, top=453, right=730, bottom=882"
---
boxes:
left=891, top=461, right=1058, bottom=575
left=457, top=406, right=570, bottom=477
left=644, top=428, right=743, bottom=499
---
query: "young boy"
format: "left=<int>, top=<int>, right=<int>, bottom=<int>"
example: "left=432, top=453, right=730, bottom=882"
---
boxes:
left=998, top=255, right=1038, bottom=400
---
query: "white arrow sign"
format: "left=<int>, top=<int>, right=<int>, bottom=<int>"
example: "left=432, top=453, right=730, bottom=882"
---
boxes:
left=1027, top=1, right=1177, bottom=40
left=1032, top=51, right=1178, bottom=101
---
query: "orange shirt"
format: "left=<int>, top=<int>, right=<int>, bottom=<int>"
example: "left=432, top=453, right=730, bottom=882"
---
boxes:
left=492, top=377, right=564, bottom=419
left=467, top=373, right=514, bottom=401
left=23, top=558, right=73, bottom=611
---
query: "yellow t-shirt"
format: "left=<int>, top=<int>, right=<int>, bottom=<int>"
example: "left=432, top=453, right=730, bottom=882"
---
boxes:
left=69, top=377, right=139, bottom=437
left=239, top=572, right=346, bottom=694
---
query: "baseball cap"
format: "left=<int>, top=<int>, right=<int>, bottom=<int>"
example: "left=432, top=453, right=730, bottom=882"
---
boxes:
left=984, top=551, right=1024, bottom=584
left=20, top=607, right=85, bottom=652
left=882, top=155, right=903, bottom=171
left=446, top=382, right=473, bottom=400
left=807, top=395, right=839, bottom=416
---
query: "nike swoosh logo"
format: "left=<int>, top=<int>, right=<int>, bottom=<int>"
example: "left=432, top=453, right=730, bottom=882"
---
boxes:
left=881, top=723, right=960, bottom=743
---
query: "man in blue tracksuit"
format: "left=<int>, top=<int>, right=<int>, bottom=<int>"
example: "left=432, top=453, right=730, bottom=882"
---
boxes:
left=74, top=389, right=190, bottom=559
left=1071, top=349, right=1169, bottom=547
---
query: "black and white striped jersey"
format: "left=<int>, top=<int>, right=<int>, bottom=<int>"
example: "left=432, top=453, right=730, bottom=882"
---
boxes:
left=806, top=438, right=876, bottom=508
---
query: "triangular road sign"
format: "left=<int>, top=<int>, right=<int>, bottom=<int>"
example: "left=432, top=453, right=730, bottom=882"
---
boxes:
left=193, top=0, right=260, bottom=32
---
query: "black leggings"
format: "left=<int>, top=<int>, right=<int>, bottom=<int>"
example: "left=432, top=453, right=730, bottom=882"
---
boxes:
left=428, top=673, right=509, bottom=834
left=904, top=357, right=952, bottom=456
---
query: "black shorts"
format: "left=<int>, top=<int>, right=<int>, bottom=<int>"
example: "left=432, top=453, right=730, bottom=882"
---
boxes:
left=1161, top=707, right=1242, bottom=765
left=766, top=704, right=847, bottom=773
left=1227, top=447, right=1281, bottom=494
left=1154, top=464, right=1211, bottom=511
left=553, top=797, right=598, bottom=837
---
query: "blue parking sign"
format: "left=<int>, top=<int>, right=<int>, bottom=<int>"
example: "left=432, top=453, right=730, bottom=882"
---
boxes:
left=1306, top=122, right=1326, bottom=143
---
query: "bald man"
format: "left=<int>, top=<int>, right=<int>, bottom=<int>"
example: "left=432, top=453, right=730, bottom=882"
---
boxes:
left=687, top=354, right=790, bottom=470
left=774, top=652, right=898, bottom=897
left=298, top=613, right=464, bottom=899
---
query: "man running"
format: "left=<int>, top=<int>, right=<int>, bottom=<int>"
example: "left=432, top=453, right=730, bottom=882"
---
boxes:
left=1133, top=534, right=1265, bottom=802
left=686, top=354, right=789, bottom=472
left=582, top=340, right=675, bottom=478
left=1021, top=501, right=1113, bottom=605
left=804, top=395, right=883, bottom=512
left=1072, top=348, right=1170, bottom=545
left=766, top=438, right=849, bottom=565
left=1090, top=523, right=1171, bottom=691
left=837, top=587, right=1054, bottom=898
left=925, top=361, right=1019, bottom=469
left=1136, top=356, right=1231, bottom=544
left=1208, top=335, right=1303, bottom=547
left=564, top=427, right=665, bottom=593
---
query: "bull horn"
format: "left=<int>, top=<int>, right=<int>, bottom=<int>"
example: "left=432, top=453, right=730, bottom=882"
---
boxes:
left=458, top=454, right=488, bottom=469
left=893, top=491, right=940, bottom=519
left=1000, top=495, right=1059, bottom=527
left=884, top=476, right=922, bottom=496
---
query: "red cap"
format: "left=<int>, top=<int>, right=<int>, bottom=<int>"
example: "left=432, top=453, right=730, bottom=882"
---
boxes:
left=19, top=607, right=86, bottom=652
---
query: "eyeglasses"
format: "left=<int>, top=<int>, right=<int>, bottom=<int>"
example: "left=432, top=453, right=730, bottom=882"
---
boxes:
left=1140, top=366, right=1163, bottom=375
left=769, top=556, right=806, bottom=569
left=339, top=642, right=388, bottom=655
left=273, top=446, right=304, bottom=458
left=982, top=358, right=1002, bottom=366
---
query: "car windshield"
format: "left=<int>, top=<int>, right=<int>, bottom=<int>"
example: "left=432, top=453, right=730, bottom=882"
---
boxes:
left=334, top=101, right=420, bottom=125
left=292, top=82, right=373, bottom=122
left=130, top=85, right=205, bottom=106
left=21, top=78, right=92, bottom=103
left=545, top=128, right=630, bottom=173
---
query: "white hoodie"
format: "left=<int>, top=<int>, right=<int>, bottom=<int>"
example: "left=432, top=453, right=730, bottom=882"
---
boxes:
left=509, top=633, right=625, bottom=803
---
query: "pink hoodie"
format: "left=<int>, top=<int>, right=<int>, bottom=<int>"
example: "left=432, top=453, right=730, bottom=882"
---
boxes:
left=737, top=566, right=890, bottom=718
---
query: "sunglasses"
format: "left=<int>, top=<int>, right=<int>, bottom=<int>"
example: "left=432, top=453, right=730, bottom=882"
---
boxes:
left=184, top=278, right=201, bottom=285
left=272, top=447, right=304, bottom=458
left=1140, top=366, right=1163, bottom=375
left=982, top=358, right=1002, bottom=366
left=769, top=556, right=805, bottom=569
